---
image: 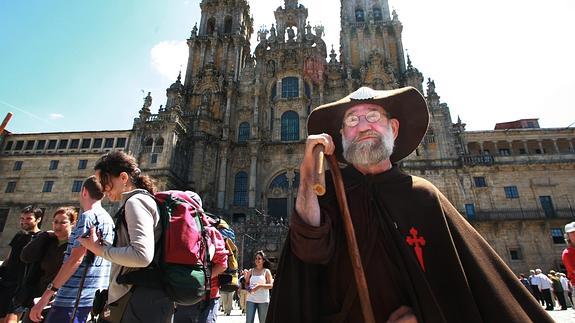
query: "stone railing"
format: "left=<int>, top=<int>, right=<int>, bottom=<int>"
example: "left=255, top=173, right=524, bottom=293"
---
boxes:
left=466, top=208, right=575, bottom=222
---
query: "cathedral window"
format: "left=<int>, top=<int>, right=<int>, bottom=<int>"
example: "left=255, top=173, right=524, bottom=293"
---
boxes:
left=154, top=137, right=164, bottom=153
left=238, top=122, right=250, bottom=143
left=281, top=111, right=300, bottom=141
left=207, top=17, right=216, bottom=35
left=373, top=7, right=382, bottom=21
left=143, top=137, right=153, bottom=153
left=269, top=173, right=289, bottom=191
left=233, top=171, right=248, bottom=206
left=224, top=16, right=233, bottom=34
left=504, top=186, right=519, bottom=199
left=281, top=77, right=299, bottom=98
left=355, top=9, right=365, bottom=22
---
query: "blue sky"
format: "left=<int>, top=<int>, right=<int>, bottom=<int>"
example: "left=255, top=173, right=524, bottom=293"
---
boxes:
left=1, top=0, right=574, bottom=133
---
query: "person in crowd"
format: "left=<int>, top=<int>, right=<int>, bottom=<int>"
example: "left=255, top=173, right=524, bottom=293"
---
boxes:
left=29, top=176, right=114, bottom=323
left=79, top=151, right=173, bottom=322
left=518, top=274, right=532, bottom=294
left=549, top=271, right=567, bottom=310
left=536, top=268, right=554, bottom=310
left=0, top=206, right=43, bottom=323
left=529, top=269, right=543, bottom=306
left=558, top=272, right=572, bottom=308
left=238, top=275, right=248, bottom=314
left=267, top=86, right=553, bottom=322
left=19, top=207, right=76, bottom=322
left=563, top=222, right=575, bottom=288
left=244, top=251, right=273, bottom=323
left=174, top=193, right=228, bottom=323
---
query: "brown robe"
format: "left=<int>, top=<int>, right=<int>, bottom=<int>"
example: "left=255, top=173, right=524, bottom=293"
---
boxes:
left=267, top=166, right=552, bottom=323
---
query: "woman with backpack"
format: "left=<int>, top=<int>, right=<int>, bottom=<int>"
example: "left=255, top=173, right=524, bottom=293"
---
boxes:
left=244, top=251, right=274, bottom=323
left=79, top=151, right=174, bottom=322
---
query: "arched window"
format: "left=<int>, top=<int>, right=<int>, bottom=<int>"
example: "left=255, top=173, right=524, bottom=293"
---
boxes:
left=154, top=137, right=164, bottom=153
left=281, top=111, right=299, bottom=141
left=238, top=122, right=250, bottom=143
left=373, top=7, right=382, bottom=21
left=269, top=173, right=289, bottom=191
left=224, top=16, right=233, bottom=34
left=355, top=9, right=365, bottom=22
left=281, top=77, right=299, bottom=98
left=143, top=137, right=153, bottom=153
left=207, top=17, right=216, bottom=35
left=233, top=172, right=248, bottom=206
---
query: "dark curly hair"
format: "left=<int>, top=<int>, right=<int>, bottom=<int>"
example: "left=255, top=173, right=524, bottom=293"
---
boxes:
left=94, top=151, right=156, bottom=194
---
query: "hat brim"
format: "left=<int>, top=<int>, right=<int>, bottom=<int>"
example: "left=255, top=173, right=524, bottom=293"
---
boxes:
left=307, top=87, right=429, bottom=163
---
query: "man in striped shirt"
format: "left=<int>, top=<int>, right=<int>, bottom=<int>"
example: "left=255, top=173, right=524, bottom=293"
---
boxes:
left=29, top=176, right=114, bottom=323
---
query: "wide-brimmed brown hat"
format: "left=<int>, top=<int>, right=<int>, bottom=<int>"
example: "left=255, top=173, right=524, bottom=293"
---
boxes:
left=307, top=86, right=429, bottom=163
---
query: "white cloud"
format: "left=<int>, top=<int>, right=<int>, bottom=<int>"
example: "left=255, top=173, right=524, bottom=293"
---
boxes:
left=150, top=41, right=188, bottom=81
left=49, top=113, right=64, bottom=120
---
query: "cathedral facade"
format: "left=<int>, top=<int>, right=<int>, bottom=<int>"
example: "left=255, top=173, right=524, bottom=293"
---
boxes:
left=1, top=0, right=575, bottom=273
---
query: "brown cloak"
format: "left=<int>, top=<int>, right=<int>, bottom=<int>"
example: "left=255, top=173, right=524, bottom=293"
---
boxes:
left=266, top=166, right=552, bottom=323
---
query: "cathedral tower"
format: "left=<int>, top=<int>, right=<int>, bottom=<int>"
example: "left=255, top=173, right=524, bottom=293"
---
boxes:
left=339, top=0, right=406, bottom=89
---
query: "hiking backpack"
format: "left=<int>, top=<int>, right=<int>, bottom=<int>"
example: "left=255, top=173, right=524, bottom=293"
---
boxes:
left=115, top=190, right=213, bottom=305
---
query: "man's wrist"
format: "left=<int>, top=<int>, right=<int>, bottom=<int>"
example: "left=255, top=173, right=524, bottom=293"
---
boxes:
left=46, top=282, right=59, bottom=292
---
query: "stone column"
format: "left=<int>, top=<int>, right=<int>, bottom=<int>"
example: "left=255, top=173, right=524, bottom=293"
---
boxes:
left=507, top=140, right=514, bottom=155
left=552, top=139, right=560, bottom=154
left=185, top=41, right=196, bottom=86
left=319, top=81, right=325, bottom=105
left=493, top=141, right=499, bottom=155
left=479, top=142, right=484, bottom=155
left=248, top=144, right=258, bottom=208
left=200, top=41, right=207, bottom=68
left=217, top=146, right=229, bottom=209
left=222, top=41, right=230, bottom=72
left=286, top=169, right=295, bottom=216
left=569, top=140, right=574, bottom=152
left=522, top=140, right=529, bottom=154
left=253, top=83, right=260, bottom=137
left=223, top=88, right=232, bottom=140
left=538, top=140, right=544, bottom=154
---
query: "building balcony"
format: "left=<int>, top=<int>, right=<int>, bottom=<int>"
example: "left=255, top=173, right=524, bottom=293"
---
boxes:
left=467, top=208, right=575, bottom=222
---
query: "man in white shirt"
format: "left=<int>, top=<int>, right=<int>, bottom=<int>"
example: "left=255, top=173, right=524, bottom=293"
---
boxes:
left=536, top=269, right=554, bottom=310
left=558, top=273, right=572, bottom=308
left=529, top=269, right=543, bottom=305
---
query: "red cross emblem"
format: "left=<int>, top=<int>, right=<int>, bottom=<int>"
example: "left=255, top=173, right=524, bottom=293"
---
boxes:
left=406, top=227, right=426, bottom=271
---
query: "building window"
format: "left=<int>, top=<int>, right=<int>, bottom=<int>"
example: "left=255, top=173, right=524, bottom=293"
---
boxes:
left=35, top=140, right=45, bottom=150
left=551, top=228, right=564, bottom=244
left=540, top=196, right=555, bottom=217
left=238, top=122, right=250, bottom=143
left=104, top=138, right=114, bottom=149
left=355, top=8, right=365, bottom=22
left=5, top=181, right=16, bottom=193
left=473, top=176, right=487, bottom=187
left=0, top=208, right=9, bottom=232
left=78, top=159, right=88, bottom=170
left=151, top=153, right=158, bottom=164
left=233, top=172, right=248, bottom=206
left=143, top=138, right=153, bottom=153
left=465, top=204, right=476, bottom=219
left=15, top=140, right=24, bottom=150
left=509, top=248, right=522, bottom=260
left=81, top=139, right=91, bottom=149
left=13, top=161, right=23, bottom=171
left=25, top=140, right=35, bottom=150
left=281, top=77, right=299, bottom=98
left=69, top=139, right=80, bottom=149
left=49, top=160, right=59, bottom=170
left=153, top=138, right=164, bottom=153
left=281, top=111, right=300, bottom=141
left=4, top=141, right=13, bottom=150
left=42, top=181, right=54, bottom=193
left=499, top=148, right=510, bottom=156
left=373, top=7, right=382, bottom=21
left=71, top=180, right=83, bottom=193
left=58, top=139, right=68, bottom=149
left=116, top=138, right=126, bottom=148
left=224, top=16, right=233, bottom=34
left=47, top=140, right=57, bottom=150
left=207, top=17, right=216, bottom=35
left=519, top=148, right=526, bottom=155
left=92, top=138, right=103, bottom=149
left=504, top=186, right=519, bottom=199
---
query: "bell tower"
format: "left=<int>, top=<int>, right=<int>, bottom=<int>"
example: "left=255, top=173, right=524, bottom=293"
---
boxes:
left=339, top=0, right=406, bottom=89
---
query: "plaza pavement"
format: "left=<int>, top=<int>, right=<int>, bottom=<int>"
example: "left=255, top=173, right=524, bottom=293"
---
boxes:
left=214, top=306, right=575, bottom=323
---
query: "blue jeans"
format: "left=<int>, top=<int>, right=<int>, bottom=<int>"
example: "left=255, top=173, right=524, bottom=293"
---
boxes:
left=246, top=301, right=268, bottom=323
left=174, top=298, right=219, bottom=323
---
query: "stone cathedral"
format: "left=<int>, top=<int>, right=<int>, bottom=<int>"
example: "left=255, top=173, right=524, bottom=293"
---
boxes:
left=1, top=0, right=575, bottom=272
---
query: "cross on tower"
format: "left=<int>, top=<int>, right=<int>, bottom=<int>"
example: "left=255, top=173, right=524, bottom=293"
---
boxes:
left=406, top=227, right=426, bottom=271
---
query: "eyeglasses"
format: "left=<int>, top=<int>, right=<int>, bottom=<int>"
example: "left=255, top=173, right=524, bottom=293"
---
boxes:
left=343, top=110, right=385, bottom=128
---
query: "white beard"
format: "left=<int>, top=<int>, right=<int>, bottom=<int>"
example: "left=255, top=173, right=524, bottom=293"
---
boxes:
left=342, top=124, right=395, bottom=166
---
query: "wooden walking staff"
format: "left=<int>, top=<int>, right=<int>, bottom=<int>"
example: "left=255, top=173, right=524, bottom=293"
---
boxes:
left=313, top=146, right=376, bottom=323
